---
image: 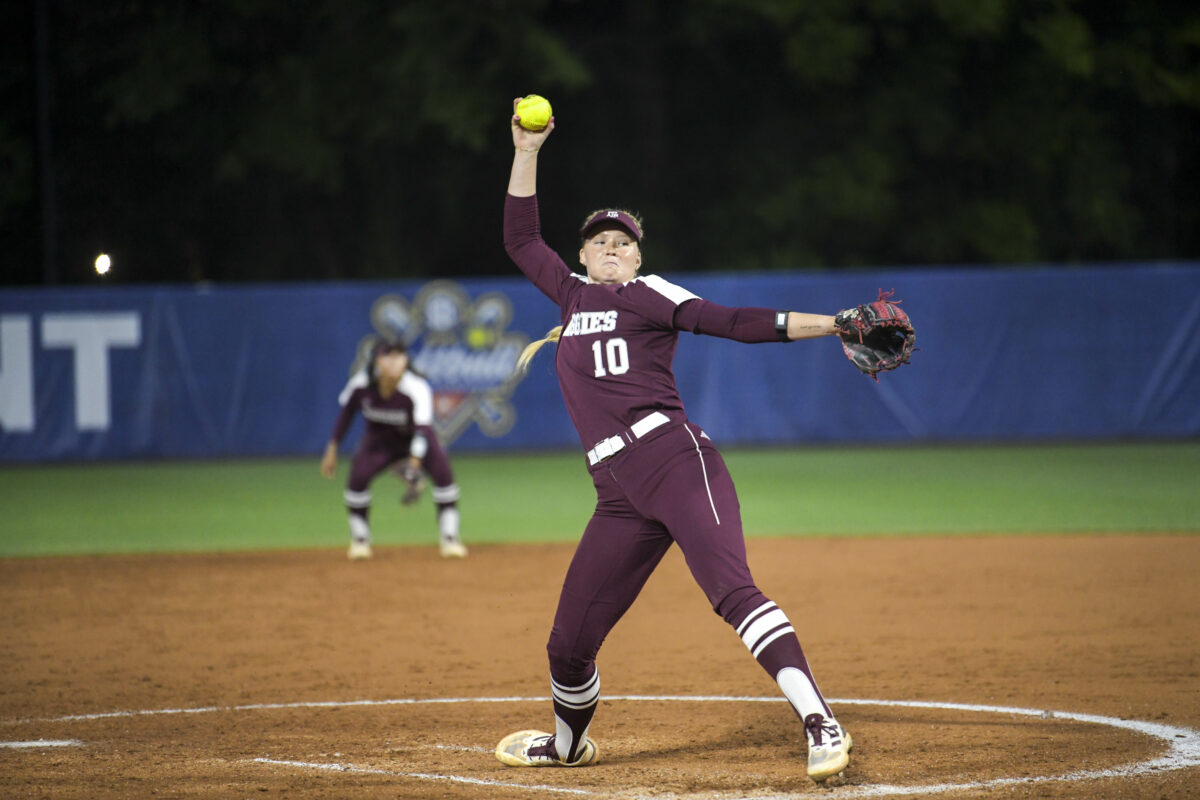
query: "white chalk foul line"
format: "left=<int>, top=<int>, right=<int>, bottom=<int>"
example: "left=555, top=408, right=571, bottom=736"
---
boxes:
left=0, top=739, right=84, bottom=749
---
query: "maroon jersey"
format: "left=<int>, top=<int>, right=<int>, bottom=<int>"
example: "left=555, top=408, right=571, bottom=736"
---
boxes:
left=504, top=193, right=785, bottom=453
left=329, top=370, right=435, bottom=455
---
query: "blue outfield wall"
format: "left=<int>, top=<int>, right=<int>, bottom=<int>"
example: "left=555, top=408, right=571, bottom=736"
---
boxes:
left=1, top=262, right=1198, bottom=462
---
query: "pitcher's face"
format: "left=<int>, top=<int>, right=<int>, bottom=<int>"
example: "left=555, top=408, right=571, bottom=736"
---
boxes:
left=579, top=226, right=641, bottom=285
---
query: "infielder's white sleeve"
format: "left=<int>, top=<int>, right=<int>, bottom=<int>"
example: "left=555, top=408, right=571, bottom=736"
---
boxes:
left=337, top=370, right=369, bottom=407
left=402, top=374, right=435, bottom=460
left=400, top=372, right=434, bottom=426
left=402, top=373, right=434, bottom=460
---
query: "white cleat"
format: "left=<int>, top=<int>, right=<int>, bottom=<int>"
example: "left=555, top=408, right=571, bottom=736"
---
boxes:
left=804, top=713, right=852, bottom=782
left=495, top=730, right=597, bottom=767
left=347, top=540, right=373, bottom=560
left=439, top=539, right=468, bottom=558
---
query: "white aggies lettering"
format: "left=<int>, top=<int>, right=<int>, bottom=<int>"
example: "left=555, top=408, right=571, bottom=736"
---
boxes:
left=560, top=310, right=618, bottom=337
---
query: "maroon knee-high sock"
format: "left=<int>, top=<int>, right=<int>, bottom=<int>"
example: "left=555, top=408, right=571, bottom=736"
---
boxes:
left=724, top=591, right=832, bottom=719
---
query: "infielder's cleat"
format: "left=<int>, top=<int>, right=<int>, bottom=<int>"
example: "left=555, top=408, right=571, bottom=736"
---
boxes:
left=495, top=730, right=598, bottom=767
left=804, top=713, right=852, bottom=782
left=439, top=539, right=468, bottom=558
left=347, top=540, right=373, bottom=560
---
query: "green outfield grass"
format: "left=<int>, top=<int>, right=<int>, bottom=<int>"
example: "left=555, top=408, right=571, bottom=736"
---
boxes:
left=2, top=441, right=1197, bottom=557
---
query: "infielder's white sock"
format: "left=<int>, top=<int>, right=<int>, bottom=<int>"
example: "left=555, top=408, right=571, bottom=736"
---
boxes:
left=348, top=513, right=370, bottom=544
left=438, top=506, right=460, bottom=541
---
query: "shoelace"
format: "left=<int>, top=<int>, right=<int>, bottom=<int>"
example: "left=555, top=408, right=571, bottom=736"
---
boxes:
left=805, top=714, right=841, bottom=747
left=528, top=734, right=590, bottom=765
left=527, top=735, right=558, bottom=760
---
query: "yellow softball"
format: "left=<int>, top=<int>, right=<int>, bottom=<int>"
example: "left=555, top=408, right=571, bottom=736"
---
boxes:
left=516, top=94, right=553, bottom=131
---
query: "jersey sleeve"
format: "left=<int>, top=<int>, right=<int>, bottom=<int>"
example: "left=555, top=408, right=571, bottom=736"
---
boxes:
left=329, top=372, right=369, bottom=444
left=400, top=372, right=434, bottom=459
left=673, top=298, right=781, bottom=343
left=504, top=193, right=583, bottom=305
left=400, top=372, right=434, bottom=427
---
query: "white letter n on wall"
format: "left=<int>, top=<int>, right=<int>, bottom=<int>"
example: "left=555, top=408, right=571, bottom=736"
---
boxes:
left=41, top=313, right=142, bottom=431
left=0, top=316, right=35, bottom=432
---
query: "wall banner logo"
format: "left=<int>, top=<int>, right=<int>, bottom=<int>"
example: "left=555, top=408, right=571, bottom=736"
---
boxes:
left=352, top=281, right=530, bottom=446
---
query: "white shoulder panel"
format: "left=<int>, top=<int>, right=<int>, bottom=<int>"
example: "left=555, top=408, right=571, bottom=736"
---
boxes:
left=338, top=370, right=370, bottom=407
left=636, top=274, right=701, bottom=305
left=400, top=371, right=435, bottom=426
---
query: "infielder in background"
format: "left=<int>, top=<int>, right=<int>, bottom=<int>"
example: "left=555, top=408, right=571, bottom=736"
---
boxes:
left=493, top=98, right=852, bottom=783
left=320, top=338, right=467, bottom=560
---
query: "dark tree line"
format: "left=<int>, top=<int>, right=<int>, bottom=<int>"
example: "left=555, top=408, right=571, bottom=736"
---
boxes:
left=2, top=0, right=1198, bottom=286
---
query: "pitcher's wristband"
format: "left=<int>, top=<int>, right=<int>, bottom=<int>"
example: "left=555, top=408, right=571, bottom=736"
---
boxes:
left=775, top=311, right=791, bottom=341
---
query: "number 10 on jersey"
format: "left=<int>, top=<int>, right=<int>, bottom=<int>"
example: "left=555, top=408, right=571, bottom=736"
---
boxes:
left=592, top=337, right=630, bottom=377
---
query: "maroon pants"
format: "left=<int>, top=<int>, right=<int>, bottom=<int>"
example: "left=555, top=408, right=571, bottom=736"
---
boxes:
left=347, top=431, right=455, bottom=494
left=547, top=422, right=765, bottom=683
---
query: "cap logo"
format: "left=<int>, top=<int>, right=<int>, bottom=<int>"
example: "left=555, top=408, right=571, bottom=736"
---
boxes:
left=581, top=209, right=642, bottom=242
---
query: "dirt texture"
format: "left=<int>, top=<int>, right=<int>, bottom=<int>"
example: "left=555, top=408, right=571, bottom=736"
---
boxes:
left=2, top=536, right=1198, bottom=799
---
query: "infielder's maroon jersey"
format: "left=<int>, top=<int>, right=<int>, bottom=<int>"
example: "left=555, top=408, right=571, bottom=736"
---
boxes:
left=329, top=370, right=435, bottom=455
left=504, top=193, right=786, bottom=454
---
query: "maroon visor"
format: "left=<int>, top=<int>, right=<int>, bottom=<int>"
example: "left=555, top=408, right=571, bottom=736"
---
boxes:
left=580, top=209, right=643, bottom=242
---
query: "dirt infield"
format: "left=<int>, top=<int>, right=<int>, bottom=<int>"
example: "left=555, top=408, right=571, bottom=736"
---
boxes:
left=2, top=535, right=1198, bottom=799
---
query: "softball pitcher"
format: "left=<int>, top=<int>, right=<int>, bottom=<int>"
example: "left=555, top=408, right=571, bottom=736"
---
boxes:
left=320, top=338, right=467, bottom=560
left=494, top=99, right=852, bottom=782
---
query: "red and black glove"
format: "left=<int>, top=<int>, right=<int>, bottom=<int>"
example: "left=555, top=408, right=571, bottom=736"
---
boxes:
left=833, top=289, right=916, bottom=380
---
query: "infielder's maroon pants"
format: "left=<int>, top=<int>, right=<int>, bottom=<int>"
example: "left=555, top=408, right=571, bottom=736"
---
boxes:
left=547, top=421, right=769, bottom=683
left=347, top=433, right=455, bottom=495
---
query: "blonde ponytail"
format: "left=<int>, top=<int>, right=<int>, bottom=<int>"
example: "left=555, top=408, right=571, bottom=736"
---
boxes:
left=516, top=325, right=563, bottom=373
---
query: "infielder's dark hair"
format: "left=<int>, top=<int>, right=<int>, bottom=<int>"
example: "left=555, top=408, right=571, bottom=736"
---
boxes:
left=368, top=337, right=408, bottom=388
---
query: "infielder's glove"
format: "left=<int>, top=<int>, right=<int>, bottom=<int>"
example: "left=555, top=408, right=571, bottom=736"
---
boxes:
left=833, top=289, right=916, bottom=380
left=400, top=464, right=426, bottom=506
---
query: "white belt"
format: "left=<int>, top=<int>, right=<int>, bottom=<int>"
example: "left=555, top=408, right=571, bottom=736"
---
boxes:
left=586, top=411, right=671, bottom=466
